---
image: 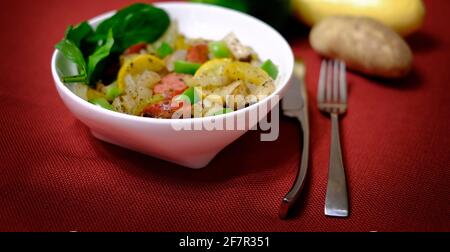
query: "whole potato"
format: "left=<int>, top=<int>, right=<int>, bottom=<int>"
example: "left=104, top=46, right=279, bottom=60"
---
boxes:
left=309, top=16, right=413, bottom=78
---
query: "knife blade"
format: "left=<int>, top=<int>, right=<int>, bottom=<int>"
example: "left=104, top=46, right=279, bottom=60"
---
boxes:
left=279, top=61, right=310, bottom=219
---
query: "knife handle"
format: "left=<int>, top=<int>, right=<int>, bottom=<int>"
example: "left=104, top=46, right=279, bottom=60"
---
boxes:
left=279, top=114, right=310, bottom=219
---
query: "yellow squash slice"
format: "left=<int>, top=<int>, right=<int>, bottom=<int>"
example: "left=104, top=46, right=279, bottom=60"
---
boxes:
left=224, top=61, right=270, bottom=85
left=117, top=54, right=165, bottom=91
left=195, top=58, right=231, bottom=78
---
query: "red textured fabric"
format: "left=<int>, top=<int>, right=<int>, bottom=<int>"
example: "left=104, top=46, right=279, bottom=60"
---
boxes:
left=0, top=0, right=449, bottom=232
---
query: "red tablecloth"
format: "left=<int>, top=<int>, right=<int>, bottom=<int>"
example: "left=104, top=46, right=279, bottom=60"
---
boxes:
left=1, top=0, right=449, bottom=232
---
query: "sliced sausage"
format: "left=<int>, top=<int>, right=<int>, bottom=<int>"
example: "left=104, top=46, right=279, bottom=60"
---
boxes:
left=186, top=44, right=209, bottom=63
left=142, top=100, right=189, bottom=119
left=123, top=42, right=148, bottom=55
left=153, top=73, right=189, bottom=99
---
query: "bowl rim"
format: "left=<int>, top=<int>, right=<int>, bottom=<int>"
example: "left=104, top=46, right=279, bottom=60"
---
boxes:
left=51, top=2, right=294, bottom=125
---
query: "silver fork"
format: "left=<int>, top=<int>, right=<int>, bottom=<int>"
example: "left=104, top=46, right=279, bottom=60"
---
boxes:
left=317, top=59, right=349, bottom=217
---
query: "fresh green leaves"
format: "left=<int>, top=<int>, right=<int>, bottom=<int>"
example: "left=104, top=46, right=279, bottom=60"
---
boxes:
left=55, top=39, right=87, bottom=83
left=56, top=29, right=113, bottom=85
left=87, top=29, right=114, bottom=77
left=96, top=3, right=170, bottom=53
left=55, top=3, right=170, bottom=85
left=96, top=3, right=150, bottom=35
left=65, top=22, right=94, bottom=49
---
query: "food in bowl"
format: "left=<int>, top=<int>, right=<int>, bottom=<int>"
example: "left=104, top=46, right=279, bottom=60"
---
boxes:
left=52, top=2, right=293, bottom=168
left=55, top=3, right=279, bottom=119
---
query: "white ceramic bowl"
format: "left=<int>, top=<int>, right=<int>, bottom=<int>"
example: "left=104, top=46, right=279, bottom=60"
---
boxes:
left=51, top=2, right=294, bottom=168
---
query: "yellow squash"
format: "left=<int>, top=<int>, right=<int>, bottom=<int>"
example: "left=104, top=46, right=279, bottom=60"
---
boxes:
left=292, top=0, right=425, bottom=36
left=195, top=59, right=231, bottom=78
left=117, top=54, right=165, bottom=91
left=193, top=58, right=231, bottom=86
left=224, top=61, right=270, bottom=85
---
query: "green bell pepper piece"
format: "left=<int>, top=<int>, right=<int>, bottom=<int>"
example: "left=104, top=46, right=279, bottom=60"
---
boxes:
left=174, top=60, right=201, bottom=75
left=208, top=41, right=231, bottom=58
left=104, top=83, right=122, bottom=101
left=89, top=97, right=114, bottom=110
left=177, top=87, right=200, bottom=104
left=261, top=59, right=279, bottom=79
left=156, top=42, right=174, bottom=58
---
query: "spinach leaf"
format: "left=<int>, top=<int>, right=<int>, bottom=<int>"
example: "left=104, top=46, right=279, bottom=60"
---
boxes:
left=87, top=29, right=114, bottom=81
left=115, top=6, right=170, bottom=51
left=96, top=3, right=150, bottom=35
left=65, top=22, right=93, bottom=48
left=95, top=3, right=170, bottom=53
left=55, top=3, right=170, bottom=85
left=55, top=39, right=88, bottom=83
left=65, top=22, right=97, bottom=59
left=55, top=29, right=114, bottom=85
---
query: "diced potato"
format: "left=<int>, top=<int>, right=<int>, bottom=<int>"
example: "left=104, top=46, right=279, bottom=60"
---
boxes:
left=112, top=95, right=136, bottom=114
left=203, top=98, right=225, bottom=117
left=135, top=70, right=161, bottom=89
left=113, top=69, right=157, bottom=115
left=232, top=81, right=249, bottom=96
left=246, top=80, right=276, bottom=97
left=223, top=33, right=251, bottom=61
left=211, top=81, right=242, bottom=98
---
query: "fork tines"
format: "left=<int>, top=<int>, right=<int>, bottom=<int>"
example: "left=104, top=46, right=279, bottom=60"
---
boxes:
left=317, top=59, right=347, bottom=114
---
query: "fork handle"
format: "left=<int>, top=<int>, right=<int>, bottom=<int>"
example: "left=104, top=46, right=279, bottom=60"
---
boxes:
left=325, top=112, right=349, bottom=217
